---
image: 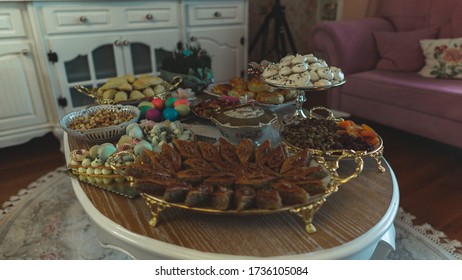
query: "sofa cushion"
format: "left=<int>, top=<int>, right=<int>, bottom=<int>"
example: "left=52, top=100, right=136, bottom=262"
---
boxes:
left=419, top=37, right=462, bottom=79
left=378, top=0, right=462, bottom=37
left=342, top=70, right=462, bottom=122
left=374, top=27, right=438, bottom=71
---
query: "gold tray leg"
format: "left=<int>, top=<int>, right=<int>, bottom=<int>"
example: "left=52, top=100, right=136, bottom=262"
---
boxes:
left=291, top=198, right=326, bottom=234
left=370, top=146, right=386, bottom=173
left=141, top=194, right=169, bottom=227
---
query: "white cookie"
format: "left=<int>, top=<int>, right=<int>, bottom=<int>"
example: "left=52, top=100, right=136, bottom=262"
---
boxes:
left=309, top=62, right=323, bottom=70
left=292, top=63, right=308, bottom=73
left=280, top=55, right=295, bottom=67
left=304, top=54, right=318, bottom=63
left=309, top=70, right=320, bottom=82
left=279, top=65, right=293, bottom=76
left=262, top=64, right=278, bottom=78
left=317, top=68, right=334, bottom=80
left=291, top=54, right=307, bottom=65
left=288, top=73, right=310, bottom=87
left=314, top=79, right=332, bottom=87
left=266, top=74, right=287, bottom=84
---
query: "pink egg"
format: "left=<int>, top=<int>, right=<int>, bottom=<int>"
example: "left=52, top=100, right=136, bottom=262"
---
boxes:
left=151, top=98, right=165, bottom=111
left=173, top=98, right=190, bottom=107
left=145, top=108, right=162, bottom=122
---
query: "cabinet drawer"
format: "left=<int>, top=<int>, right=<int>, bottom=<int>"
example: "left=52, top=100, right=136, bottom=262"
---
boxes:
left=41, top=7, right=113, bottom=34
left=0, top=8, right=26, bottom=38
left=187, top=2, right=244, bottom=26
left=123, top=4, right=179, bottom=29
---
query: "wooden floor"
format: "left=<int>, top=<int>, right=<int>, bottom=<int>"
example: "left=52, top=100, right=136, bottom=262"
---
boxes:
left=1, top=118, right=461, bottom=243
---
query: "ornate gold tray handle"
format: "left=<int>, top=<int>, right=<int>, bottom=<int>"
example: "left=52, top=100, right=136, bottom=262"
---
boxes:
left=291, top=151, right=364, bottom=234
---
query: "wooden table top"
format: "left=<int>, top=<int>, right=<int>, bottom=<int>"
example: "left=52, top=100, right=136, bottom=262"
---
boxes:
left=67, top=134, right=397, bottom=258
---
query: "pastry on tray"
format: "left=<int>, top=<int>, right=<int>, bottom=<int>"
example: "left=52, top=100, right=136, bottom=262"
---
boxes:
left=126, top=137, right=331, bottom=211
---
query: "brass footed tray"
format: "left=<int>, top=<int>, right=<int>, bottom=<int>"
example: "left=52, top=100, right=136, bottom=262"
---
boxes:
left=137, top=150, right=364, bottom=234
left=281, top=106, right=385, bottom=172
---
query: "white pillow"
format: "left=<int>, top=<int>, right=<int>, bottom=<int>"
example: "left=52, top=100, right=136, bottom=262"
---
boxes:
left=419, top=37, right=462, bottom=79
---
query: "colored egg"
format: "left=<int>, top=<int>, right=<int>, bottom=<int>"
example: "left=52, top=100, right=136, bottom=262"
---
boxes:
left=125, top=123, right=139, bottom=135
left=145, top=108, right=162, bottom=122
left=151, top=98, right=165, bottom=110
left=162, top=107, right=179, bottom=121
left=173, top=98, right=190, bottom=107
left=138, top=101, right=154, bottom=108
left=138, top=101, right=154, bottom=118
left=174, top=104, right=191, bottom=117
left=165, top=97, right=177, bottom=108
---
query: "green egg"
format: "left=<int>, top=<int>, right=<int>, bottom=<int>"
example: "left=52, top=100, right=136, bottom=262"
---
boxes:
left=165, top=97, right=177, bottom=108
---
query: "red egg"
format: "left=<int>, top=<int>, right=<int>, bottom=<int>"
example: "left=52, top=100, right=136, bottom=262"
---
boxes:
left=145, top=108, right=162, bottom=122
left=151, top=98, right=165, bottom=111
left=173, top=98, right=190, bottom=107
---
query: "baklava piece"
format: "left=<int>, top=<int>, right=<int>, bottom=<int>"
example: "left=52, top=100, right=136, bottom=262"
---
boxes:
left=211, top=186, right=234, bottom=210
left=218, top=137, right=240, bottom=163
left=255, top=140, right=273, bottom=165
left=256, top=188, right=282, bottom=210
left=197, top=141, right=222, bottom=162
left=236, top=138, right=255, bottom=163
left=163, top=182, right=192, bottom=203
left=280, top=148, right=311, bottom=173
left=184, top=185, right=213, bottom=207
left=234, top=187, right=256, bottom=210
left=173, top=139, right=202, bottom=159
left=271, top=181, right=310, bottom=205
left=161, top=142, right=182, bottom=172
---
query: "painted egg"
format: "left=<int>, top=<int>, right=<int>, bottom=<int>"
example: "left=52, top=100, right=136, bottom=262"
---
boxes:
left=174, top=104, right=191, bottom=117
left=145, top=108, right=162, bottom=122
left=162, top=107, right=179, bottom=121
left=138, top=101, right=154, bottom=118
left=134, top=140, right=153, bottom=156
left=173, top=98, right=190, bottom=107
left=151, top=98, right=165, bottom=110
left=165, top=97, right=177, bottom=108
left=97, top=143, right=116, bottom=161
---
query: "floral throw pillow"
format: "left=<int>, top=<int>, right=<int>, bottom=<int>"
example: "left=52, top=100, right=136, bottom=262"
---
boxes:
left=419, top=37, right=462, bottom=79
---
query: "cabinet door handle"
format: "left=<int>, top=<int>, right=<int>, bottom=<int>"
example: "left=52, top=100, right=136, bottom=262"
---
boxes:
left=122, top=40, right=130, bottom=46
left=214, top=11, right=222, bottom=18
left=146, top=13, right=153, bottom=20
left=79, top=16, right=88, bottom=23
left=6, top=49, right=30, bottom=56
left=190, top=36, right=197, bottom=42
left=114, top=40, right=122, bottom=46
left=20, top=49, right=30, bottom=56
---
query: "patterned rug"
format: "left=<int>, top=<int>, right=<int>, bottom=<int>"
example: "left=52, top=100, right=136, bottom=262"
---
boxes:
left=1, top=167, right=461, bottom=260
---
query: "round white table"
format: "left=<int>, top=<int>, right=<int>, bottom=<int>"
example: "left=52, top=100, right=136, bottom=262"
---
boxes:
left=65, top=132, right=399, bottom=260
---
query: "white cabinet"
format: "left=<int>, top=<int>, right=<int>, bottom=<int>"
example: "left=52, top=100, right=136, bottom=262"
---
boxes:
left=32, top=0, right=248, bottom=117
left=34, top=1, right=182, bottom=116
left=184, top=1, right=248, bottom=83
left=0, top=3, right=50, bottom=148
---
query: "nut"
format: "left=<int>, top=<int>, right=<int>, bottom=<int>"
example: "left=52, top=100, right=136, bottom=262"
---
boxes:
left=68, top=108, right=136, bottom=130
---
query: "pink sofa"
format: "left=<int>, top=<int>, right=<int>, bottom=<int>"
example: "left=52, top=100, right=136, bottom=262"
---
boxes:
left=310, top=0, right=462, bottom=148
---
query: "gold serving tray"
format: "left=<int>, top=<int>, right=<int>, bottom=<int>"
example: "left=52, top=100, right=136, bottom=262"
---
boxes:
left=138, top=151, right=364, bottom=234
left=281, top=106, right=386, bottom=172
